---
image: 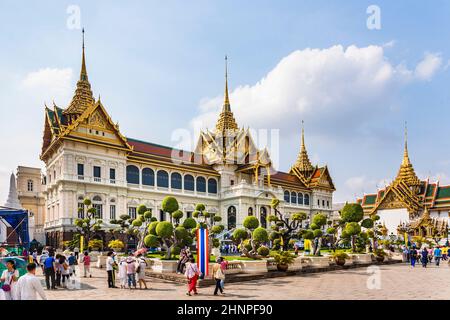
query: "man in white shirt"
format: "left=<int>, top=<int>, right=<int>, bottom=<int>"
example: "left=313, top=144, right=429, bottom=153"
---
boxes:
left=16, top=263, right=47, bottom=300
left=106, top=251, right=117, bottom=288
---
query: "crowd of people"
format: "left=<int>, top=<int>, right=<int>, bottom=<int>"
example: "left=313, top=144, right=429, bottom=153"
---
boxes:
left=402, top=245, right=448, bottom=268
left=220, top=243, right=239, bottom=254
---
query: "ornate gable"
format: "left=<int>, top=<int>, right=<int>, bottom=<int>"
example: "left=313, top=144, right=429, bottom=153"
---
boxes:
left=60, top=99, right=132, bottom=151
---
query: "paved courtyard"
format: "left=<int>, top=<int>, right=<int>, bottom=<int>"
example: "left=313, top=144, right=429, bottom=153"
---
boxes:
left=37, top=263, right=450, bottom=300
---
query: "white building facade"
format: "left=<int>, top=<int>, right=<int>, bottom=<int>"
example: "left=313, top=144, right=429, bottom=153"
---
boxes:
left=40, top=41, right=335, bottom=248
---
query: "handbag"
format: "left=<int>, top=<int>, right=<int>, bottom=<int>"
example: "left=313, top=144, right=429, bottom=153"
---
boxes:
left=1, top=273, right=14, bottom=292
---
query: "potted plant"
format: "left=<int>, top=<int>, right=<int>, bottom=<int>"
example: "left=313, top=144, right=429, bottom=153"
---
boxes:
left=271, top=251, right=296, bottom=271
left=88, top=239, right=103, bottom=251
left=331, top=251, right=350, bottom=266
left=108, top=239, right=125, bottom=252
left=373, top=248, right=387, bottom=262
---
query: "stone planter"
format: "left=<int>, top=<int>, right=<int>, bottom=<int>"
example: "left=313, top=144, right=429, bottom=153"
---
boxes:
left=350, top=254, right=373, bottom=265
left=289, top=257, right=303, bottom=271
left=303, top=256, right=330, bottom=268
left=240, top=260, right=268, bottom=273
left=148, top=259, right=178, bottom=273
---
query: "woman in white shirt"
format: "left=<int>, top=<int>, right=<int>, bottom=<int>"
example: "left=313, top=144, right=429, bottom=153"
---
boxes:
left=136, top=254, right=147, bottom=290
left=0, top=260, right=19, bottom=300
left=118, top=257, right=128, bottom=289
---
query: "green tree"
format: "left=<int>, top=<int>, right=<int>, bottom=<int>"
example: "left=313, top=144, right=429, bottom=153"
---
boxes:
left=74, top=198, right=104, bottom=249
left=301, top=212, right=328, bottom=255
left=268, top=198, right=308, bottom=250
left=232, top=216, right=269, bottom=259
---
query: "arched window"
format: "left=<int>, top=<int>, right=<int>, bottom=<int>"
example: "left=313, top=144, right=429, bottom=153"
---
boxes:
left=304, top=194, right=310, bottom=206
left=184, top=174, right=194, bottom=191
left=227, top=206, right=236, bottom=230
left=196, top=177, right=206, bottom=193
left=126, top=165, right=139, bottom=184
left=27, top=180, right=33, bottom=192
left=157, top=170, right=169, bottom=188
left=291, top=192, right=297, bottom=204
left=284, top=190, right=290, bottom=203
left=208, top=178, right=217, bottom=194
left=171, top=172, right=182, bottom=190
left=248, top=207, right=253, bottom=216
left=92, top=196, right=102, bottom=219
left=298, top=193, right=304, bottom=205
left=260, top=207, right=267, bottom=229
left=142, top=168, right=154, bottom=186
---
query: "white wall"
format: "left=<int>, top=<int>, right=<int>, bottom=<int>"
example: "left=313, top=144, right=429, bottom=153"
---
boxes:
left=377, top=208, right=409, bottom=235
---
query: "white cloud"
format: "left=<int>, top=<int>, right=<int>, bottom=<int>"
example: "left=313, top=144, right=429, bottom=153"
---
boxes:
left=22, top=68, right=73, bottom=104
left=344, top=175, right=391, bottom=200
left=191, top=45, right=443, bottom=141
left=414, top=52, right=442, bottom=81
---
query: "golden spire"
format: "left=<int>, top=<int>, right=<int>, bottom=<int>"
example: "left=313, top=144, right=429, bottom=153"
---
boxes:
left=64, top=28, right=95, bottom=120
left=223, top=55, right=230, bottom=111
left=294, top=121, right=314, bottom=174
left=395, top=122, right=421, bottom=187
left=215, top=55, right=238, bottom=133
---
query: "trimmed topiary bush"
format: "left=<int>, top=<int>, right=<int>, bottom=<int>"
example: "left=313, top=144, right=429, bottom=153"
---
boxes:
left=257, top=246, right=270, bottom=257
left=341, top=203, right=364, bottom=223
left=252, top=227, right=268, bottom=242
left=161, top=196, right=179, bottom=214
left=148, top=221, right=159, bottom=235
left=183, top=217, right=197, bottom=229
left=243, top=216, right=260, bottom=230
left=144, top=234, right=159, bottom=247
left=156, top=221, right=174, bottom=238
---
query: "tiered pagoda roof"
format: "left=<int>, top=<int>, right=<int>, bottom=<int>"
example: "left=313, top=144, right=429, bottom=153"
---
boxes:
left=357, top=126, right=450, bottom=214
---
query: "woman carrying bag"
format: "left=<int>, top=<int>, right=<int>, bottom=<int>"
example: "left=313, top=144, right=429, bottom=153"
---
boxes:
left=185, top=257, right=201, bottom=296
left=212, top=259, right=225, bottom=296
left=0, top=260, right=19, bottom=300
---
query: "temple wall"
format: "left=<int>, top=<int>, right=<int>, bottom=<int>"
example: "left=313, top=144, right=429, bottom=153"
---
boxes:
left=377, top=208, right=409, bottom=235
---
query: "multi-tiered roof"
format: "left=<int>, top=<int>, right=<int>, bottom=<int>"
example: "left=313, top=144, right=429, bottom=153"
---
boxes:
left=358, top=126, right=450, bottom=214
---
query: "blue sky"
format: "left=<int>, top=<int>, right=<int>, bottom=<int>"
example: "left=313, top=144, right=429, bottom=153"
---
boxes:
left=0, top=1, right=449, bottom=203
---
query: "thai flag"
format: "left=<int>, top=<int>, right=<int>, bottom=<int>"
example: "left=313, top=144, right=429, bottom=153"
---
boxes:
left=197, top=228, right=209, bottom=277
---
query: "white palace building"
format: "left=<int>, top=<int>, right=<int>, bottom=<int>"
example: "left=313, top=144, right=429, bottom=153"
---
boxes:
left=39, top=37, right=335, bottom=248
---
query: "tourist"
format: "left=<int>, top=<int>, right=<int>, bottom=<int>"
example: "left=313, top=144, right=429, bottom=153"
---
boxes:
left=177, top=248, right=189, bottom=274
left=106, top=251, right=117, bottom=288
left=43, top=252, right=56, bottom=290
left=0, top=259, right=19, bottom=300
left=410, top=246, right=417, bottom=268
left=427, top=247, right=433, bottom=263
left=126, top=255, right=137, bottom=289
left=32, top=250, right=39, bottom=267
left=39, top=250, right=49, bottom=273
left=442, top=246, right=448, bottom=261
left=67, top=253, right=76, bottom=276
left=118, top=257, right=128, bottom=289
left=434, top=246, right=442, bottom=266
left=185, top=256, right=200, bottom=296
left=219, top=257, right=228, bottom=291
left=136, top=254, right=148, bottom=290
left=73, top=246, right=80, bottom=260
left=402, top=246, right=409, bottom=263
left=16, top=263, right=46, bottom=300
left=212, top=258, right=225, bottom=296
left=421, top=247, right=428, bottom=268
left=82, top=251, right=92, bottom=278
left=60, top=255, right=70, bottom=288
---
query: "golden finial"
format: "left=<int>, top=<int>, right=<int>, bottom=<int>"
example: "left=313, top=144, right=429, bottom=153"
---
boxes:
left=80, top=28, right=88, bottom=81
left=63, top=27, right=95, bottom=118
left=293, top=120, right=314, bottom=174
left=215, top=55, right=238, bottom=133
left=402, top=121, right=410, bottom=166
left=223, top=55, right=230, bottom=110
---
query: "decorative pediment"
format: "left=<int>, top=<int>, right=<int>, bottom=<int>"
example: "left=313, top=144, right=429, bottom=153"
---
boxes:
left=376, top=189, right=405, bottom=210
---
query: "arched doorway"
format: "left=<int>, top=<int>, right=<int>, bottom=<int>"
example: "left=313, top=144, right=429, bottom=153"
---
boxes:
left=260, top=207, right=267, bottom=229
left=227, top=206, right=236, bottom=230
